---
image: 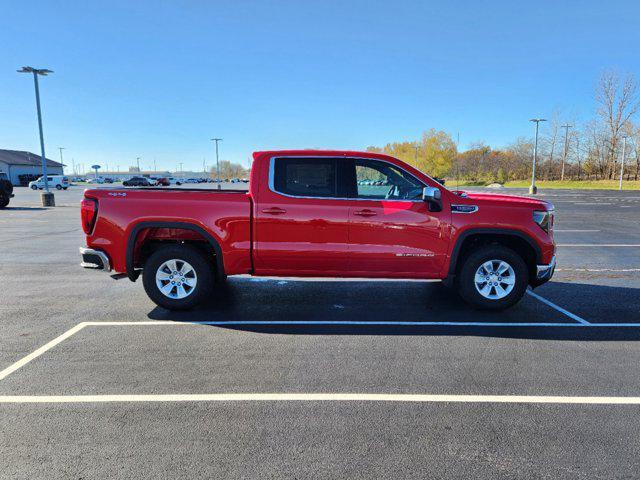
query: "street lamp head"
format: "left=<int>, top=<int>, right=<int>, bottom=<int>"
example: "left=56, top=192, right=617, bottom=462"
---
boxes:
left=17, top=66, right=53, bottom=75
left=529, top=118, right=547, bottom=123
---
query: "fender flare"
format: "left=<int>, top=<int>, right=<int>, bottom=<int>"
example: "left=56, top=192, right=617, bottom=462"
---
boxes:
left=126, top=221, right=225, bottom=282
left=447, top=228, right=542, bottom=275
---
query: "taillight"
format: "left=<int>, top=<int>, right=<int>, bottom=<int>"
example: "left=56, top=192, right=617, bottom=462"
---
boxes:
left=81, top=197, right=98, bottom=234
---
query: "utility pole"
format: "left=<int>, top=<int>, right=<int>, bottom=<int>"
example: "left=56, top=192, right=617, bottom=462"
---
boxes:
left=18, top=66, right=54, bottom=206
left=136, top=157, right=141, bottom=172
left=620, top=135, right=628, bottom=191
left=211, top=138, right=222, bottom=190
left=529, top=118, right=547, bottom=194
left=153, top=158, right=157, bottom=172
left=179, top=162, right=183, bottom=174
left=560, top=124, right=572, bottom=181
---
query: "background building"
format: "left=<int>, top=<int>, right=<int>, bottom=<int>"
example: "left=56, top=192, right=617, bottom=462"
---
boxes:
left=0, top=149, right=65, bottom=186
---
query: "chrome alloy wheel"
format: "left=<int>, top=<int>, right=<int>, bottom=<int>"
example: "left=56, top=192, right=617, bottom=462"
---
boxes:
left=474, top=259, right=516, bottom=300
left=155, top=259, right=197, bottom=299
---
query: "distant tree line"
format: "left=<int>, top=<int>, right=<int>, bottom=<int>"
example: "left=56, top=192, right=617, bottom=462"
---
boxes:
left=209, top=160, right=249, bottom=179
left=366, top=71, right=640, bottom=183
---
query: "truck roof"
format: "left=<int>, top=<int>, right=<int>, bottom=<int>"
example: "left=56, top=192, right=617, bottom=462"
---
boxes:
left=253, top=149, right=393, bottom=160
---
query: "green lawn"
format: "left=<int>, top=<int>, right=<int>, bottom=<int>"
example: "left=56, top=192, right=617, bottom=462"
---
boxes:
left=451, top=179, right=640, bottom=190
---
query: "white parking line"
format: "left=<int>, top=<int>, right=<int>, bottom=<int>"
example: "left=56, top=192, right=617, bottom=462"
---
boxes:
left=526, top=291, right=590, bottom=325
left=557, top=244, right=640, bottom=247
left=1, top=393, right=640, bottom=404
left=0, top=323, right=87, bottom=381
left=556, top=268, right=640, bottom=272
left=554, top=229, right=601, bottom=232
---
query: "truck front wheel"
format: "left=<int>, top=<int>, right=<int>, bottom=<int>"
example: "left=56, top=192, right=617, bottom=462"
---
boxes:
left=142, top=244, right=213, bottom=310
left=457, top=245, right=528, bottom=310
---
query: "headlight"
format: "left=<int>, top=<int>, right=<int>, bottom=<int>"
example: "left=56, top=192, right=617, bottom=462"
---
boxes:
left=533, top=210, right=553, bottom=233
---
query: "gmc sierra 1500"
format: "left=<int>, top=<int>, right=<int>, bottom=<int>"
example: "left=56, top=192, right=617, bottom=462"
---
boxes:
left=80, top=150, right=555, bottom=310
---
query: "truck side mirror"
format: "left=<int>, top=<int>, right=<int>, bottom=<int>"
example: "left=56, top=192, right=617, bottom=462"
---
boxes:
left=422, top=186, right=442, bottom=211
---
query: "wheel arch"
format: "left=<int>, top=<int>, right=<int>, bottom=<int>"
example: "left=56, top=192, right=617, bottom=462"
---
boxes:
left=126, top=221, right=225, bottom=282
left=448, top=228, right=541, bottom=283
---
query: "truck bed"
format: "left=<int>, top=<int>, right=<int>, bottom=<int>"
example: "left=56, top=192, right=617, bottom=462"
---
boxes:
left=84, top=188, right=252, bottom=275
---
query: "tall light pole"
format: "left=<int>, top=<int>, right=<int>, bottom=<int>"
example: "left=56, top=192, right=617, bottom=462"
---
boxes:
left=136, top=157, right=141, bottom=172
left=18, top=66, right=54, bottom=205
left=620, top=135, right=628, bottom=191
left=58, top=147, right=66, bottom=174
left=529, top=118, right=547, bottom=194
left=560, top=124, right=572, bottom=181
left=211, top=138, right=222, bottom=190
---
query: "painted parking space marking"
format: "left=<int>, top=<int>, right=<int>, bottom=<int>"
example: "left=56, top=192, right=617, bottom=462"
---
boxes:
left=1, top=393, right=640, bottom=405
left=557, top=244, right=640, bottom=247
left=554, top=229, right=601, bottom=232
left=525, top=290, right=589, bottom=325
left=0, top=293, right=637, bottom=385
left=556, top=268, right=640, bottom=272
left=0, top=323, right=86, bottom=381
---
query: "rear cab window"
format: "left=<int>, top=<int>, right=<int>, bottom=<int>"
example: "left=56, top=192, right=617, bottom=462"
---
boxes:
left=272, top=158, right=338, bottom=198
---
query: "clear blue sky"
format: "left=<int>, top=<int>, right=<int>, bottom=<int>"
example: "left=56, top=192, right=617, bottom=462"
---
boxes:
left=1, top=0, right=639, bottom=173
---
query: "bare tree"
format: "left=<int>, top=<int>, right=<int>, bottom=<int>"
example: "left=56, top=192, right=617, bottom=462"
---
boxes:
left=596, top=71, right=639, bottom=178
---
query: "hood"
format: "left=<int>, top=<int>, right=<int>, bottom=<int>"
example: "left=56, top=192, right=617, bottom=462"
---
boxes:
left=455, top=191, right=553, bottom=210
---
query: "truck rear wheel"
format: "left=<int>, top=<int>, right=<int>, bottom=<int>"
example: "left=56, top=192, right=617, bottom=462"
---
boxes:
left=457, top=245, right=528, bottom=310
left=142, top=244, right=213, bottom=310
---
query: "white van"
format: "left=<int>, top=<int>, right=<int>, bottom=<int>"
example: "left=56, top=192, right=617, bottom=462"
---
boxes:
left=29, top=175, right=70, bottom=190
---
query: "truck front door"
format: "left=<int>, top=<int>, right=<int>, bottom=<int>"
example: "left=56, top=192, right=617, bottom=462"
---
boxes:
left=346, top=158, right=450, bottom=277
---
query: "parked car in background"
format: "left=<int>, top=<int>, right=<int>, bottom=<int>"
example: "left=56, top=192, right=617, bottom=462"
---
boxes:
left=0, top=171, right=14, bottom=208
left=86, top=177, right=104, bottom=184
left=155, top=177, right=170, bottom=186
left=29, top=175, right=69, bottom=190
left=104, top=178, right=114, bottom=184
left=123, top=176, right=152, bottom=187
left=185, top=178, right=199, bottom=184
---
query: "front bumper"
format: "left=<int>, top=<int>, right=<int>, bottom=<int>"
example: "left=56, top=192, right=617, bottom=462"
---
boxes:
left=79, top=247, right=111, bottom=272
left=533, top=255, right=556, bottom=285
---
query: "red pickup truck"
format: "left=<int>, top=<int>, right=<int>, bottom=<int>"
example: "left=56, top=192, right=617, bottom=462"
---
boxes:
left=80, top=150, right=555, bottom=311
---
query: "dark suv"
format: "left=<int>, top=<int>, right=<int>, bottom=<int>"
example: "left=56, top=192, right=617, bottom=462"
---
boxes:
left=123, top=176, right=152, bottom=187
left=0, top=172, right=14, bottom=208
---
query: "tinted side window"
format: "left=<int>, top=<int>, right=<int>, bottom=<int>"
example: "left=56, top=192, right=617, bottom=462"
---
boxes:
left=273, top=158, right=337, bottom=198
left=354, top=159, right=424, bottom=200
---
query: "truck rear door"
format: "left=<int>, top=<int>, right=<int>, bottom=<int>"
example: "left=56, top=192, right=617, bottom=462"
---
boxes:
left=252, top=157, right=351, bottom=275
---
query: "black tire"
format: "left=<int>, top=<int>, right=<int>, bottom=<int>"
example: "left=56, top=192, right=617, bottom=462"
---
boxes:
left=63, top=187, right=68, bottom=190
left=0, top=194, right=8, bottom=208
left=456, top=245, right=528, bottom=310
left=142, top=244, right=214, bottom=310
left=31, top=184, right=38, bottom=190
left=56, top=184, right=62, bottom=190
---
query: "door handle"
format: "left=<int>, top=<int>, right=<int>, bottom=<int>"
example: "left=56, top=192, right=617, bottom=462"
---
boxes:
left=353, top=209, right=377, bottom=217
left=262, top=207, right=287, bottom=215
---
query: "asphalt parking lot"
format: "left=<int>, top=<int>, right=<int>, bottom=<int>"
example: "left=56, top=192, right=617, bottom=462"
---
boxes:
left=2, top=185, right=640, bottom=479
